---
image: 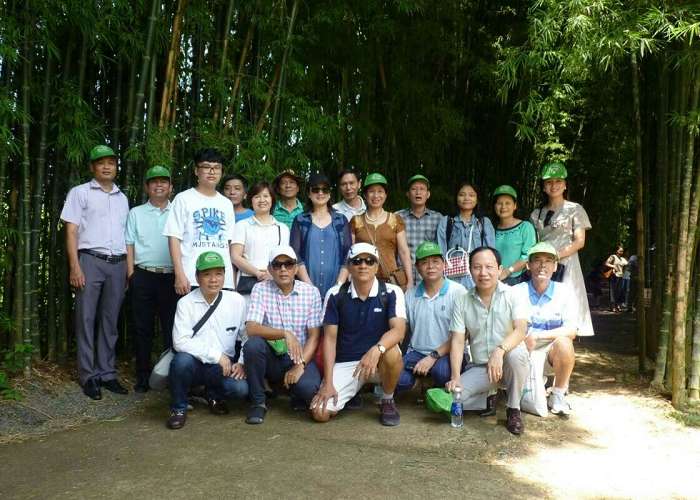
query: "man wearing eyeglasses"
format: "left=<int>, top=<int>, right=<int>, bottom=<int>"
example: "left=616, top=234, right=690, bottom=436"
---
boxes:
left=311, top=243, right=407, bottom=426
left=163, top=148, right=237, bottom=294
left=243, top=245, right=323, bottom=424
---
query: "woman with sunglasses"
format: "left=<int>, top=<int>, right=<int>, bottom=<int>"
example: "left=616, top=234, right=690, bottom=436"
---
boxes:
left=437, top=182, right=495, bottom=289
left=530, top=161, right=593, bottom=335
left=492, top=185, right=536, bottom=285
left=350, top=173, right=413, bottom=290
left=231, top=181, right=290, bottom=297
left=290, top=173, right=352, bottom=298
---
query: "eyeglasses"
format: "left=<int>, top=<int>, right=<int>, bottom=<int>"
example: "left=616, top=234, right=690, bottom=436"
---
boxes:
left=197, top=164, right=223, bottom=173
left=310, top=186, right=331, bottom=194
left=270, top=260, right=297, bottom=270
left=350, top=257, right=377, bottom=266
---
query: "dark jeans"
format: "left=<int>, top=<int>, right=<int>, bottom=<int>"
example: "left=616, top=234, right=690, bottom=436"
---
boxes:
left=169, top=352, right=248, bottom=411
left=396, top=349, right=468, bottom=392
left=243, top=336, right=321, bottom=406
left=609, top=275, right=625, bottom=307
left=131, top=268, right=178, bottom=380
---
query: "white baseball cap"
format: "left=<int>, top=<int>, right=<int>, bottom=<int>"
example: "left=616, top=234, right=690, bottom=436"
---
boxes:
left=347, top=242, right=379, bottom=260
left=268, top=245, right=297, bottom=263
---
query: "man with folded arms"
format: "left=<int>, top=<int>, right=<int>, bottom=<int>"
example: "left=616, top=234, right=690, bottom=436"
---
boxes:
left=167, top=251, right=248, bottom=430
left=243, top=245, right=323, bottom=425
left=61, top=144, right=129, bottom=400
left=446, top=246, right=530, bottom=435
left=311, top=243, right=406, bottom=426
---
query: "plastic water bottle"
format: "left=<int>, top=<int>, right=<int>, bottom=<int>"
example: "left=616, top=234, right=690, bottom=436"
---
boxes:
left=451, top=388, right=463, bottom=428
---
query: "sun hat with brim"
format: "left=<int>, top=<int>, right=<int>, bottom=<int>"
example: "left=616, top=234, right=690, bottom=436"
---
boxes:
left=272, top=169, right=303, bottom=190
left=492, top=184, right=517, bottom=201
left=196, top=251, right=226, bottom=272
left=540, top=162, right=568, bottom=180
left=145, top=165, right=171, bottom=181
left=415, top=241, right=443, bottom=262
left=363, top=172, right=388, bottom=190
left=347, top=242, right=379, bottom=260
left=407, top=174, right=430, bottom=189
left=89, top=145, right=117, bottom=162
left=527, top=242, right=559, bottom=261
left=425, top=388, right=453, bottom=414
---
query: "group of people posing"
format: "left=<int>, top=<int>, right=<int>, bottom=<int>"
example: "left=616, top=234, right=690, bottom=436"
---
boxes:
left=61, top=145, right=594, bottom=436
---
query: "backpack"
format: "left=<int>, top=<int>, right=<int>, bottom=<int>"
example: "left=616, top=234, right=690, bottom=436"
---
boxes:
left=334, top=279, right=389, bottom=313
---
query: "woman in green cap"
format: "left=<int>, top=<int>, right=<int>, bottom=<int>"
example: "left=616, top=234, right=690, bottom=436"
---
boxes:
left=492, top=185, right=536, bottom=285
left=350, top=172, right=413, bottom=290
left=530, top=162, right=593, bottom=336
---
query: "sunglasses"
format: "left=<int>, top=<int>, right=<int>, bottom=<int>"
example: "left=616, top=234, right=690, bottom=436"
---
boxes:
left=310, top=186, right=331, bottom=194
left=270, top=260, right=297, bottom=270
left=350, top=257, right=377, bottom=266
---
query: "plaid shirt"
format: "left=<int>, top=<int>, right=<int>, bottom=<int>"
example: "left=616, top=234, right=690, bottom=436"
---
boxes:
left=246, top=279, right=322, bottom=346
left=396, top=208, right=443, bottom=284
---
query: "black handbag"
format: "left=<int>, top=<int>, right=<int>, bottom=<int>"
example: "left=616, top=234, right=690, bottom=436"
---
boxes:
left=236, top=275, right=258, bottom=295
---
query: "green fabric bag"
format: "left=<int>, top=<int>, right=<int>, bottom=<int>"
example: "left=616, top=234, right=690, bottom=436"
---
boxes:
left=425, top=388, right=453, bottom=415
left=267, top=339, right=288, bottom=355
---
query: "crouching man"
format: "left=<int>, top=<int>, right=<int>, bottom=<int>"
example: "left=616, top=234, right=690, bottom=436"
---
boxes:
left=311, top=243, right=406, bottom=426
left=446, top=246, right=530, bottom=435
left=167, top=251, right=248, bottom=430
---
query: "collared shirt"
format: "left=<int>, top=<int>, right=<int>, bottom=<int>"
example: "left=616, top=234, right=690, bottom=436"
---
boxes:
left=324, top=279, right=406, bottom=363
left=511, top=280, right=577, bottom=347
left=495, top=221, right=537, bottom=277
left=172, top=289, right=247, bottom=364
left=246, top=279, right=322, bottom=346
left=406, top=278, right=467, bottom=354
left=125, top=201, right=173, bottom=267
left=395, top=207, right=443, bottom=260
left=450, top=282, right=529, bottom=364
left=231, top=216, right=290, bottom=277
left=60, top=179, right=129, bottom=255
left=273, top=199, right=304, bottom=228
left=333, top=197, right=366, bottom=221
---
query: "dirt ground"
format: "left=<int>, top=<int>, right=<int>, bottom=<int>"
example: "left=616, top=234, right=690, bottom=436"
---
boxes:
left=1, top=311, right=699, bottom=499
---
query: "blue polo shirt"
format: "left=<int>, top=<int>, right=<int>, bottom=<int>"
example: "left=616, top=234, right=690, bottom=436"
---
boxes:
left=125, top=201, right=173, bottom=267
left=324, top=279, right=406, bottom=363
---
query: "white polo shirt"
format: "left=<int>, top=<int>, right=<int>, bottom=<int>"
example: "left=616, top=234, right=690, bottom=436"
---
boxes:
left=511, top=280, right=577, bottom=348
left=172, top=289, right=247, bottom=364
left=231, top=216, right=290, bottom=277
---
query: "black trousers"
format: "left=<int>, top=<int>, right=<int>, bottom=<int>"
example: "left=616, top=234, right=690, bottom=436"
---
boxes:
left=130, top=268, right=178, bottom=379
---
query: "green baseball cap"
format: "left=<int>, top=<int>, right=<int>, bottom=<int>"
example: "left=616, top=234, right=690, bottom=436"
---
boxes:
left=363, top=172, right=388, bottom=189
left=540, top=161, right=568, bottom=180
left=89, top=145, right=117, bottom=162
left=493, top=184, right=517, bottom=200
left=527, top=242, right=559, bottom=261
left=425, top=388, right=453, bottom=415
left=196, top=251, right=226, bottom=272
left=407, top=174, right=430, bottom=189
left=145, top=165, right=171, bottom=181
left=415, top=241, right=443, bottom=262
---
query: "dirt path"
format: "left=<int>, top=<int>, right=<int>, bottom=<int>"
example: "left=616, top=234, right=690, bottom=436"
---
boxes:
left=1, top=312, right=699, bottom=499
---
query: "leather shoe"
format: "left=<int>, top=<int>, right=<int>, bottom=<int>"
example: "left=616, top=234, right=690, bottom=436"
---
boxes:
left=506, top=407, right=524, bottom=435
left=208, top=398, right=229, bottom=415
left=82, top=378, right=102, bottom=400
left=167, top=410, right=187, bottom=429
left=101, top=379, right=129, bottom=395
left=479, top=393, right=497, bottom=417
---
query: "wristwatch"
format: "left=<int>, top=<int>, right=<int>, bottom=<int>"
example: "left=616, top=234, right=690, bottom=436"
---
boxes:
left=376, top=344, right=387, bottom=355
left=496, top=344, right=508, bottom=353
left=507, top=266, right=515, bottom=274
left=429, top=350, right=440, bottom=360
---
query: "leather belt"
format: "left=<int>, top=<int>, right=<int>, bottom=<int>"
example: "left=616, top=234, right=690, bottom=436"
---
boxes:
left=79, top=249, right=127, bottom=264
left=137, top=265, right=174, bottom=274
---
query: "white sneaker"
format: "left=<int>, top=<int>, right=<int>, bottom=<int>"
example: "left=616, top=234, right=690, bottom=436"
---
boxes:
left=548, top=391, right=572, bottom=416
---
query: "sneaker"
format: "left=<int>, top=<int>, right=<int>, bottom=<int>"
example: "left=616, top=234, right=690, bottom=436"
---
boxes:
left=505, top=407, right=523, bottom=435
left=548, top=391, right=572, bottom=416
left=379, top=398, right=400, bottom=426
left=245, top=404, right=267, bottom=425
left=167, top=410, right=187, bottom=430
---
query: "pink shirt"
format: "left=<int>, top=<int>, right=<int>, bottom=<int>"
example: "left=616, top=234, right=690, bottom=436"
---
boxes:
left=60, top=179, right=129, bottom=255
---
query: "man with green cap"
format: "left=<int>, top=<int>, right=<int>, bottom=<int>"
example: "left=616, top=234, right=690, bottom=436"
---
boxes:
left=511, top=242, right=578, bottom=416
left=167, top=251, right=248, bottom=430
left=126, top=165, right=179, bottom=392
left=60, top=144, right=130, bottom=400
left=397, top=241, right=467, bottom=393
left=396, top=174, right=443, bottom=285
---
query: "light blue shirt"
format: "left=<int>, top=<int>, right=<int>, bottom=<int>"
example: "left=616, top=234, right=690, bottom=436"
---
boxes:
left=406, top=279, right=467, bottom=354
left=125, top=201, right=173, bottom=267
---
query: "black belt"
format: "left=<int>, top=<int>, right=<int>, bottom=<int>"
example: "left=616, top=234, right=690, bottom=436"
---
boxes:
left=79, top=249, right=127, bottom=264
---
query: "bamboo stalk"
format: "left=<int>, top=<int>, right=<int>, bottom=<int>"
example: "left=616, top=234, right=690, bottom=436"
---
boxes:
left=689, top=259, right=700, bottom=401
left=225, top=19, right=254, bottom=128
left=159, top=0, right=188, bottom=130
left=20, top=28, right=32, bottom=376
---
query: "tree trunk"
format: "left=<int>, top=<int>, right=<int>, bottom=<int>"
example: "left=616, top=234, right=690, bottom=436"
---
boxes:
left=226, top=20, right=254, bottom=128
left=159, top=0, right=188, bottom=130
left=111, top=58, right=123, bottom=152
left=20, top=29, right=32, bottom=375
left=689, top=259, right=700, bottom=401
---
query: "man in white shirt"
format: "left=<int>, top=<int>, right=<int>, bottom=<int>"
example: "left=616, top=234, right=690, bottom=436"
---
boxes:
left=163, top=149, right=236, bottom=294
left=332, top=169, right=366, bottom=221
left=167, top=251, right=248, bottom=430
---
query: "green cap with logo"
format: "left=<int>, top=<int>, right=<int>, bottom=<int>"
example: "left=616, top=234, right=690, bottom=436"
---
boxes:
left=89, top=145, right=117, bottom=162
left=540, top=161, right=568, bottom=180
left=492, top=184, right=517, bottom=200
left=415, top=241, right=443, bottom=262
left=407, top=174, right=430, bottom=189
left=145, top=165, right=171, bottom=181
left=425, top=388, right=453, bottom=415
left=527, top=242, right=559, bottom=261
left=363, top=172, right=388, bottom=189
left=196, top=251, right=226, bottom=272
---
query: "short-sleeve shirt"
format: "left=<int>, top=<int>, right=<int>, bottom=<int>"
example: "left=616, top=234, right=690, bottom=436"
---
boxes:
left=350, top=212, right=405, bottom=281
left=246, top=279, right=322, bottom=346
left=606, top=254, right=627, bottom=278
left=162, top=188, right=236, bottom=289
left=60, top=179, right=129, bottom=255
left=272, top=199, right=304, bottom=228
left=333, top=198, right=366, bottom=221
left=530, top=201, right=591, bottom=252
left=449, top=282, right=529, bottom=364
left=395, top=208, right=443, bottom=260
left=231, top=216, right=290, bottom=277
left=495, top=221, right=537, bottom=277
left=406, top=279, right=467, bottom=354
left=511, top=280, right=577, bottom=347
left=235, top=208, right=254, bottom=223
left=125, top=201, right=173, bottom=268
left=324, top=279, right=406, bottom=363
